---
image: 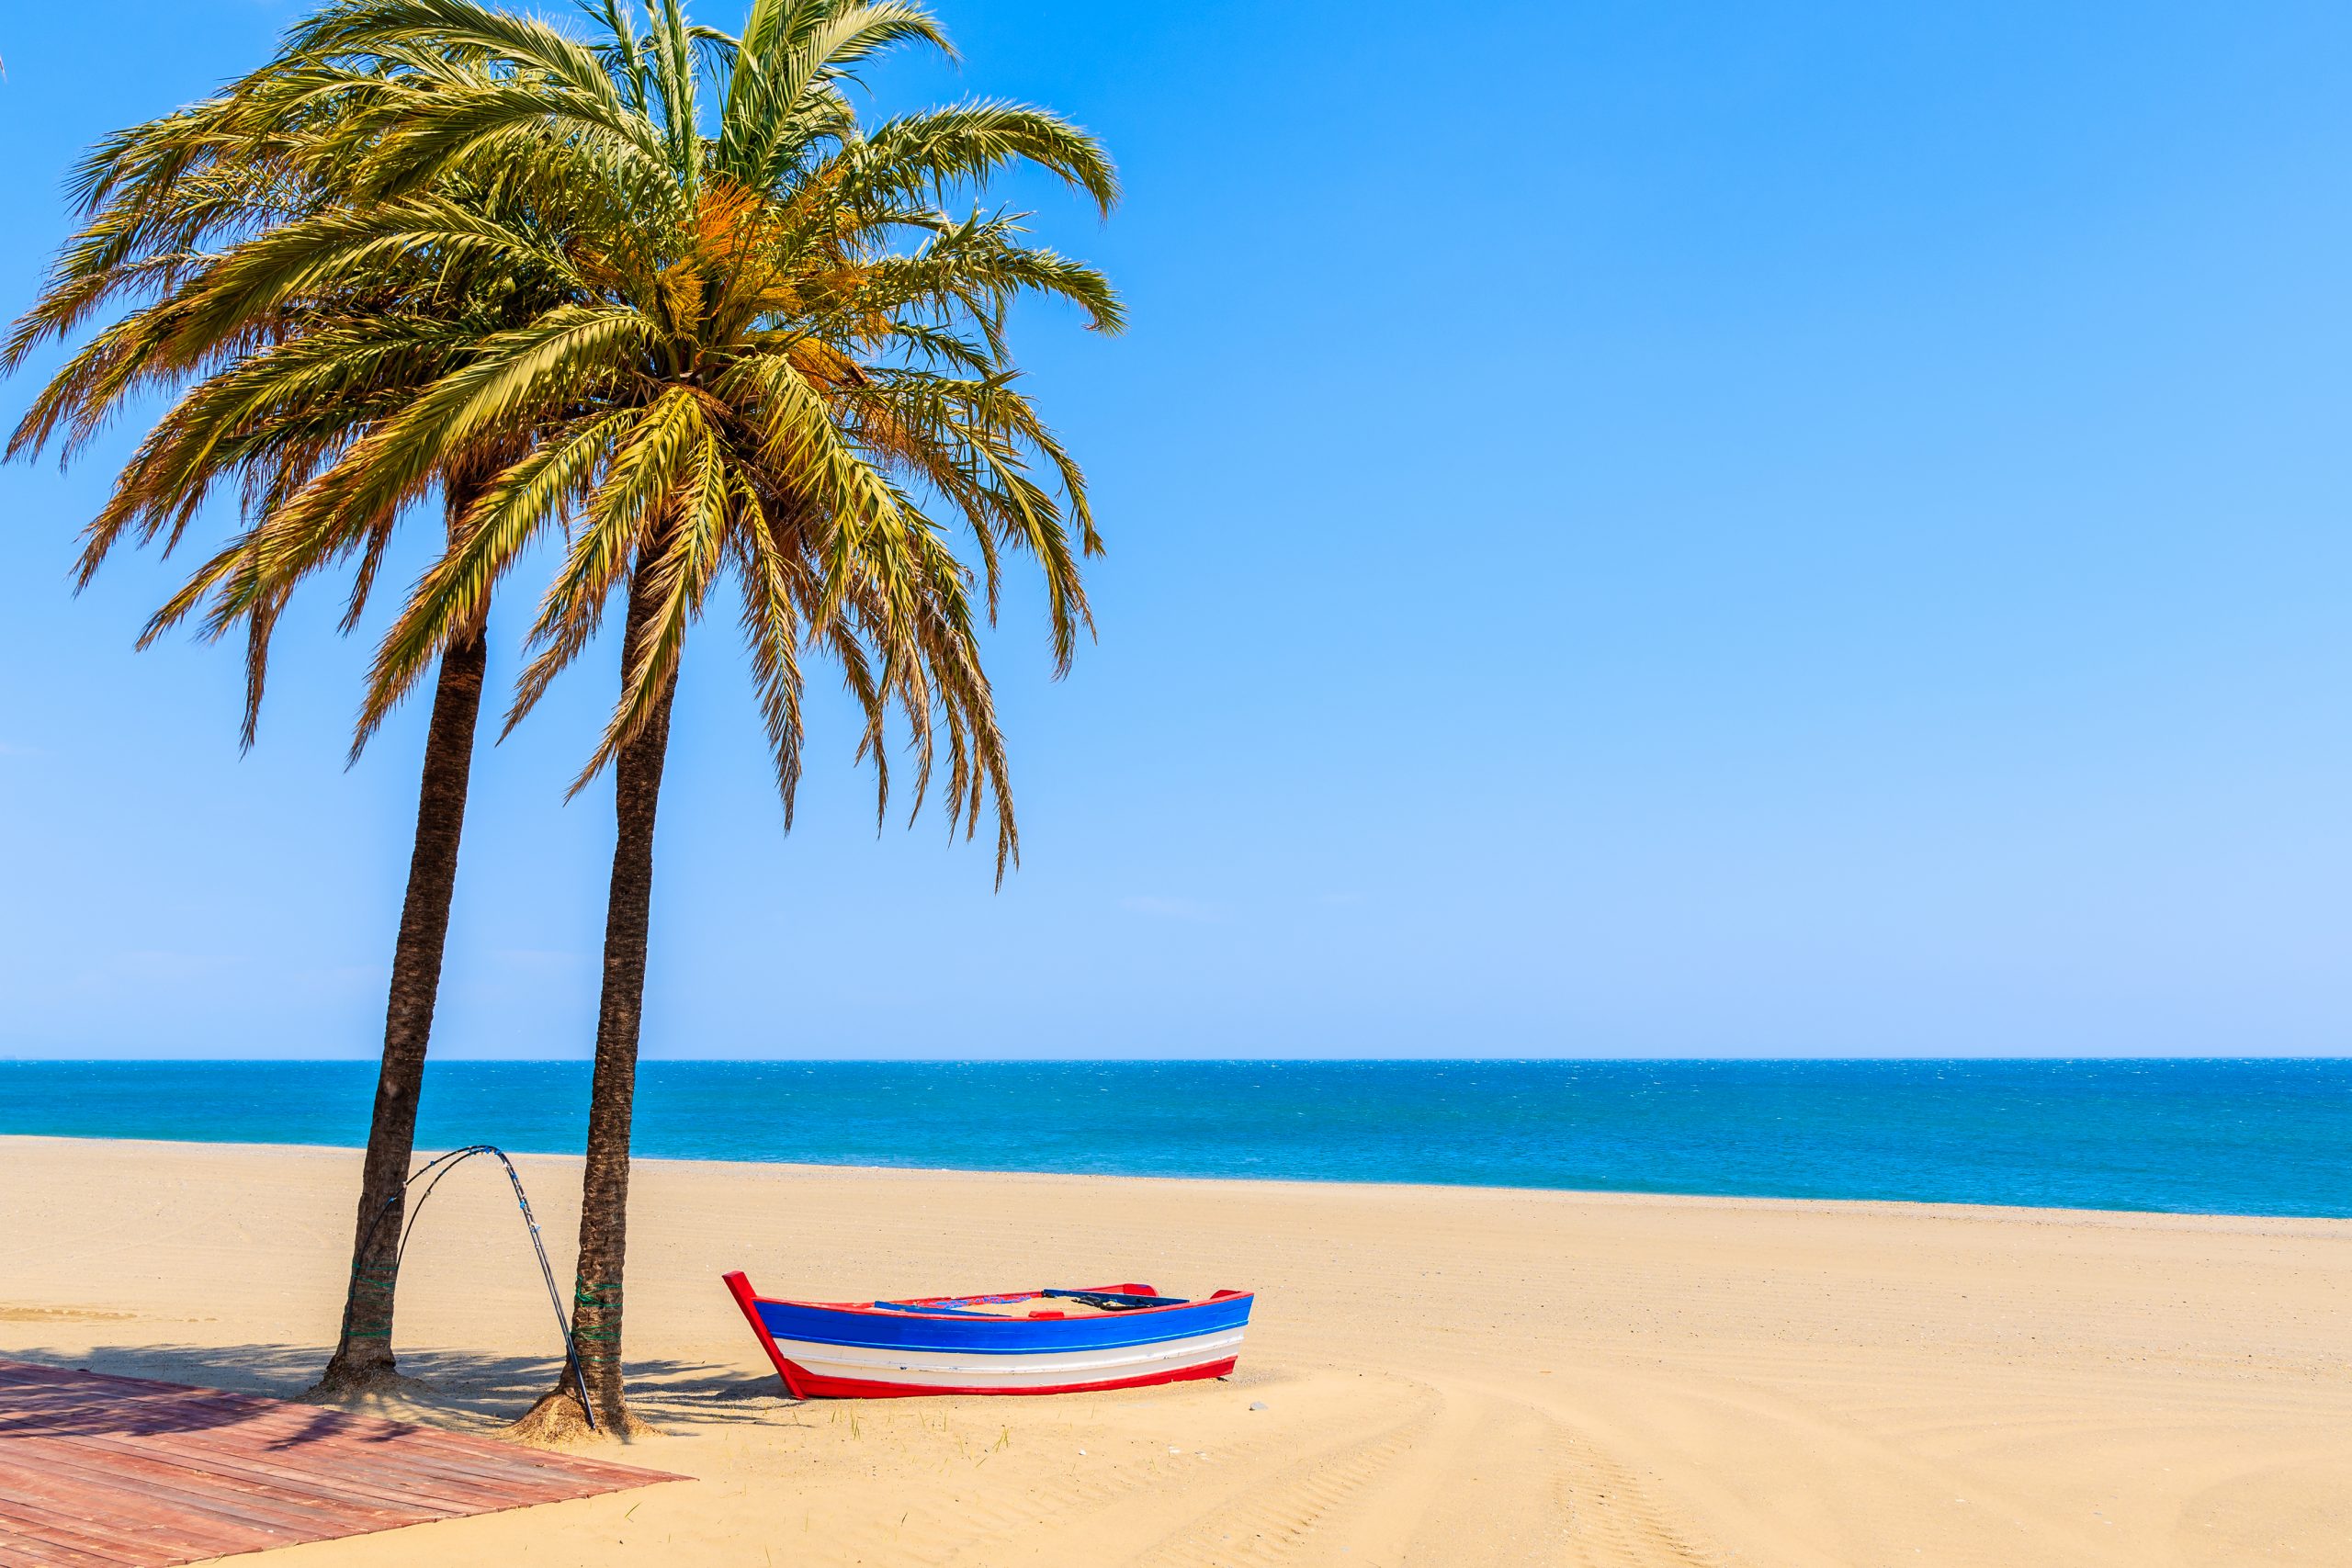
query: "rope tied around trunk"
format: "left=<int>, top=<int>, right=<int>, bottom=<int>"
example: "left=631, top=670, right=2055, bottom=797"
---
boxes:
left=342, top=1264, right=399, bottom=1341
left=570, top=1280, right=624, bottom=1363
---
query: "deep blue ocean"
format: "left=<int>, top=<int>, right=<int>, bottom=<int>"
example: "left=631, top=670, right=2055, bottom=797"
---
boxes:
left=1, top=1059, right=2346, bottom=1217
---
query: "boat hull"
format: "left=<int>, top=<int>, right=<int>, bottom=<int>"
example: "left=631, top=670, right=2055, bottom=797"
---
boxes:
left=723, top=1272, right=1252, bottom=1399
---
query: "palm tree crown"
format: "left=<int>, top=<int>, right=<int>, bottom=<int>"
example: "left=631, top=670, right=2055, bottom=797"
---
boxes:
left=170, top=0, right=1119, bottom=860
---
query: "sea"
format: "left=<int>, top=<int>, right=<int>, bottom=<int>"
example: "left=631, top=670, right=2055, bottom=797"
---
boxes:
left=1, top=1059, right=2346, bottom=1218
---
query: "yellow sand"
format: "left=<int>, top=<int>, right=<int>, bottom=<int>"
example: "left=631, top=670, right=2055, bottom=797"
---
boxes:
left=1, top=1135, right=2347, bottom=1566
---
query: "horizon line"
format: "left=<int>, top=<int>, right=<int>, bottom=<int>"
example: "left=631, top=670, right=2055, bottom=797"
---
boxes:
left=4, top=1055, right=2346, bottom=1066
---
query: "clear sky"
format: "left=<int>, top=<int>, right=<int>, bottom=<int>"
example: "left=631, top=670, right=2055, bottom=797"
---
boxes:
left=3, top=1, right=2349, bottom=1060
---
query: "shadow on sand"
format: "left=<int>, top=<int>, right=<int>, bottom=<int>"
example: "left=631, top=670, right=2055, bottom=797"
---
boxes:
left=0, top=1340, right=805, bottom=1436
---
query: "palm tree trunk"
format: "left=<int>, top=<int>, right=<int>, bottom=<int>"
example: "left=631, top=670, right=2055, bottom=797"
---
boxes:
left=546, top=550, right=679, bottom=1434
left=313, top=616, right=488, bottom=1394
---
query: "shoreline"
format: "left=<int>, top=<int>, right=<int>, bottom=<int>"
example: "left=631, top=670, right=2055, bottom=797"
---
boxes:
left=2, top=1134, right=2347, bottom=1564
left=8, top=1052, right=2349, bottom=1059
left=4, top=1131, right=2348, bottom=1230
left=8, top=1058, right=2344, bottom=1224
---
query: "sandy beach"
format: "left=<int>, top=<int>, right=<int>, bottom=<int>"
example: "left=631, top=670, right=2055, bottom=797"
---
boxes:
left=1, top=1135, right=2346, bottom=1566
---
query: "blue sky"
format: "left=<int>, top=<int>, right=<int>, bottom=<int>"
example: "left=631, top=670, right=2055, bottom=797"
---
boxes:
left=3, top=1, right=2349, bottom=1059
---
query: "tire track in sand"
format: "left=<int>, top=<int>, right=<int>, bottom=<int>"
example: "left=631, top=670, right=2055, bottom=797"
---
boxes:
left=1377, top=1382, right=1722, bottom=1568
left=1118, top=1375, right=1725, bottom=1567
left=1545, top=1424, right=1723, bottom=1568
left=1123, top=1376, right=1446, bottom=1566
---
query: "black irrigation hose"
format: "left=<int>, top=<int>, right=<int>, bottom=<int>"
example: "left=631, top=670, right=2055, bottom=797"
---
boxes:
left=344, top=1144, right=598, bottom=1433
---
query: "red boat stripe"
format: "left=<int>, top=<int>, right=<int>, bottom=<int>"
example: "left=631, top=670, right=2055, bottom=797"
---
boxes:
left=783, top=1357, right=1239, bottom=1400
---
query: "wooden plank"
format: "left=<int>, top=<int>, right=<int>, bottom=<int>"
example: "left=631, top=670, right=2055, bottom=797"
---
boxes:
left=0, top=1478, right=225, bottom=1565
left=29, top=1446, right=437, bottom=1536
left=0, top=1359, right=681, bottom=1568
left=89, top=1427, right=551, bottom=1516
left=0, top=1495, right=176, bottom=1561
left=6, top=1438, right=404, bottom=1523
left=164, top=1440, right=616, bottom=1519
left=0, top=1459, right=254, bottom=1543
left=0, top=1530, right=130, bottom=1568
left=44, top=1431, right=508, bottom=1518
left=185, top=1427, right=618, bottom=1510
left=4, top=1442, right=401, bottom=1539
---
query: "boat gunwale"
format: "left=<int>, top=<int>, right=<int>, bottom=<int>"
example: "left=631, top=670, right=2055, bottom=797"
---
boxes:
left=756, top=1286, right=1254, bottom=1324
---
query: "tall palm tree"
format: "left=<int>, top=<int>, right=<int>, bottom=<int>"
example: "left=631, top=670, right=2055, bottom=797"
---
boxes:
left=195, top=0, right=1122, bottom=1433
left=3, top=51, right=577, bottom=1395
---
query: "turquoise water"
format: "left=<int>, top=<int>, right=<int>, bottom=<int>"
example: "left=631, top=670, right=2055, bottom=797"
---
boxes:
left=1, top=1059, right=2346, bottom=1217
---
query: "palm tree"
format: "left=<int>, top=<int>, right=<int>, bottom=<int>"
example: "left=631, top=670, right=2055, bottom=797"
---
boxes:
left=3, top=52, right=577, bottom=1395
left=197, top=0, right=1122, bottom=1433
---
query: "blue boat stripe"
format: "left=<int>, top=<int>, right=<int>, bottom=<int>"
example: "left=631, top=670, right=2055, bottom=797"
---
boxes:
left=755, top=1296, right=1253, bottom=1354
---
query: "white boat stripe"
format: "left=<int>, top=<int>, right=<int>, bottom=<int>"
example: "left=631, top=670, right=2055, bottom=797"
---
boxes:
left=773, top=1354, right=1238, bottom=1391
left=767, top=1327, right=1246, bottom=1381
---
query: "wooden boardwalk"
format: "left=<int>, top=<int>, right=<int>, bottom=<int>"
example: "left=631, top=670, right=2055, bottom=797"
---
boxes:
left=0, top=1359, right=680, bottom=1565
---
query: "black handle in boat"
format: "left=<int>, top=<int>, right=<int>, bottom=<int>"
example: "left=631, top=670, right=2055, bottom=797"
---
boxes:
left=1042, top=1289, right=1189, bottom=1312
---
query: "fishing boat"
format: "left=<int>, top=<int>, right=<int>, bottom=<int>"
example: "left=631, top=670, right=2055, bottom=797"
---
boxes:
left=721, top=1271, right=1255, bottom=1398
